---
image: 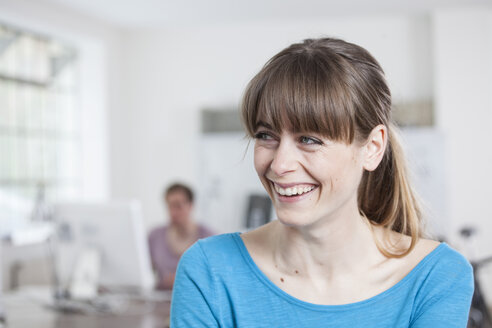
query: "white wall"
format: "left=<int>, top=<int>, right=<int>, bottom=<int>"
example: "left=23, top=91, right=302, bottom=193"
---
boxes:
left=433, top=7, right=492, bottom=301
left=433, top=7, right=492, bottom=251
left=112, top=15, right=434, bottom=231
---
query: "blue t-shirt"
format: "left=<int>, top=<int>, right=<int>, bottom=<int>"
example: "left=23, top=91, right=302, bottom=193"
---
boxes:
left=171, top=233, right=473, bottom=327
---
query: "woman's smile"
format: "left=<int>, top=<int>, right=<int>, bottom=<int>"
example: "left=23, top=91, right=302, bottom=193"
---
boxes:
left=270, top=181, right=318, bottom=203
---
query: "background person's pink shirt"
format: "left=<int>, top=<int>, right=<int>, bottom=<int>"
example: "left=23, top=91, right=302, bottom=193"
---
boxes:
left=148, top=224, right=214, bottom=290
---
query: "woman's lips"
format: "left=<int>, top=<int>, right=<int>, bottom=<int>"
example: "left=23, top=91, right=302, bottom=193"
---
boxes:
left=270, top=181, right=318, bottom=202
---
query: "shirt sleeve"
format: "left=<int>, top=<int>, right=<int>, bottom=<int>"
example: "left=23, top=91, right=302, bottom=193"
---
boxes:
left=170, top=241, right=220, bottom=328
left=410, top=255, right=474, bottom=328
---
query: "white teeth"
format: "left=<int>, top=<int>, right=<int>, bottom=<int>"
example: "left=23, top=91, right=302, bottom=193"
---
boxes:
left=274, top=184, right=315, bottom=196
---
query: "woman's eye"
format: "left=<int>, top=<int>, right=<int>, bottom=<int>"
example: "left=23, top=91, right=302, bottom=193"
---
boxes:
left=254, top=132, right=274, bottom=140
left=300, top=136, right=322, bottom=145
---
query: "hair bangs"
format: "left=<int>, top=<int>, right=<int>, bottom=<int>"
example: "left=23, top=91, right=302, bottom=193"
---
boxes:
left=243, top=52, right=356, bottom=143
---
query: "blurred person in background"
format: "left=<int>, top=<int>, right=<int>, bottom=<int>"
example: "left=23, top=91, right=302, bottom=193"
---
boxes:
left=148, top=183, right=214, bottom=290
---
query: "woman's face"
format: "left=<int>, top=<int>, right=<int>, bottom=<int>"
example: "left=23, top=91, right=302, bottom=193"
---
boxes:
left=254, top=121, right=366, bottom=228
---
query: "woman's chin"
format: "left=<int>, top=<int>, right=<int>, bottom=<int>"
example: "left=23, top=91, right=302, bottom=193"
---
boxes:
left=275, top=212, right=315, bottom=228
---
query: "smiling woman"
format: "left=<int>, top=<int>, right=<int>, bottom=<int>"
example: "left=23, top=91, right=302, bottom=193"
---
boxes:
left=170, top=38, right=474, bottom=328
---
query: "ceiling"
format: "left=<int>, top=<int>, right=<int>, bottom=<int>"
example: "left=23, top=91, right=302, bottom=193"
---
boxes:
left=46, top=0, right=491, bottom=28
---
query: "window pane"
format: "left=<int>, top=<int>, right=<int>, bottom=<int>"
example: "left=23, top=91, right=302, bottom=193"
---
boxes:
left=0, top=82, right=8, bottom=126
left=1, top=134, right=18, bottom=180
left=25, top=86, right=43, bottom=130
left=0, top=21, right=81, bottom=218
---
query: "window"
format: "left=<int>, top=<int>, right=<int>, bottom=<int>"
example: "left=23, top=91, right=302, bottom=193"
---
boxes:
left=0, top=22, right=81, bottom=221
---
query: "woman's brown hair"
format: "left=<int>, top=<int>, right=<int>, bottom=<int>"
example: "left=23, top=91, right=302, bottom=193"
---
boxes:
left=241, top=38, right=424, bottom=257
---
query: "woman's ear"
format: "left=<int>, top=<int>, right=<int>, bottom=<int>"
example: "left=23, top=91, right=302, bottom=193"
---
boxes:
left=362, top=125, right=387, bottom=172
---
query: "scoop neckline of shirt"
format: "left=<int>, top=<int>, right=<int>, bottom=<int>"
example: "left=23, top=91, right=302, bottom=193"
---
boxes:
left=231, top=232, right=446, bottom=311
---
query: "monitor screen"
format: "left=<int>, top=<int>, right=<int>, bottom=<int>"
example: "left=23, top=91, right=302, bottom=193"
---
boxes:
left=52, top=201, right=154, bottom=294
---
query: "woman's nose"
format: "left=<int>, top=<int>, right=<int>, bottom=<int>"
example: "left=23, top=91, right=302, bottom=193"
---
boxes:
left=270, top=141, right=298, bottom=176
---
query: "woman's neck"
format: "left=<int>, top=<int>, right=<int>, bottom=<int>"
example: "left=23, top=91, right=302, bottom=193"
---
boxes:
left=271, top=211, right=382, bottom=281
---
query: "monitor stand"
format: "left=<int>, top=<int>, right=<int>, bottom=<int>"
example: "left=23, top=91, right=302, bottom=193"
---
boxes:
left=47, top=246, right=103, bottom=314
left=68, top=247, right=100, bottom=301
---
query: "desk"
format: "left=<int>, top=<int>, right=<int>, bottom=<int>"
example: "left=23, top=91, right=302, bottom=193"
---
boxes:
left=1, top=240, right=52, bottom=290
left=1, top=288, right=171, bottom=328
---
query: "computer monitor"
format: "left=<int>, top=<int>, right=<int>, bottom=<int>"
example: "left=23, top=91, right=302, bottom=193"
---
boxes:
left=51, top=201, right=154, bottom=297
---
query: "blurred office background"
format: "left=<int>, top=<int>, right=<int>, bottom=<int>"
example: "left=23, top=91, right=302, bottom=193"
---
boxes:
left=0, top=0, right=491, bottom=305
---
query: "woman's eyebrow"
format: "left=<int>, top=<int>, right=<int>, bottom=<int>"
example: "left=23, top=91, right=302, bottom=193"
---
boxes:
left=256, top=120, right=274, bottom=130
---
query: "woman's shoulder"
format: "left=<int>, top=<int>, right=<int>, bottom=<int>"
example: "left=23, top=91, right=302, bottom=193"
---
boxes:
left=408, top=240, right=474, bottom=320
left=408, top=238, right=441, bottom=267
left=375, top=231, right=472, bottom=293
left=400, top=237, right=473, bottom=296
left=198, top=232, right=240, bottom=247
left=182, top=232, right=244, bottom=264
left=418, top=240, right=472, bottom=274
left=406, top=237, right=471, bottom=274
left=380, top=229, right=449, bottom=268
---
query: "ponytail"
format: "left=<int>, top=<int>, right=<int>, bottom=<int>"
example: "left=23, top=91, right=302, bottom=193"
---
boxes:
left=358, top=124, right=423, bottom=258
